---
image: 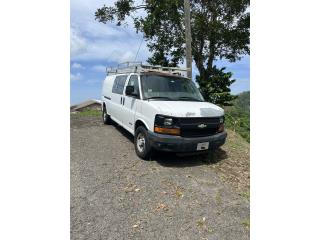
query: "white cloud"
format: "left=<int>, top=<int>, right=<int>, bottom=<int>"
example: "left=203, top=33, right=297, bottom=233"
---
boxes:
left=70, top=0, right=151, bottom=63
left=70, top=72, right=82, bottom=81
left=71, top=62, right=85, bottom=69
left=91, top=64, right=106, bottom=72
left=119, top=51, right=136, bottom=63
left=70, top=27, right=87, bottom=57
left=71, top=34, right=149, bottom=62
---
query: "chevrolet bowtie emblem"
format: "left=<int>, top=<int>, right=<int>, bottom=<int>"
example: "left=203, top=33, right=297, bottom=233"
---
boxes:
left=198, top=123, right=207, bottom=128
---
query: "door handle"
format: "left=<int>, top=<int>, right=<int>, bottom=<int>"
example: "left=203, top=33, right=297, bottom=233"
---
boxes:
left=123, top=97, right=125, bottom=105
left=120, top=97, right=122, bottom=104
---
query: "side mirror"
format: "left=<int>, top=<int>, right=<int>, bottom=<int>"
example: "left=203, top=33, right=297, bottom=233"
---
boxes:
left=125, top=85, right=136, bottom=96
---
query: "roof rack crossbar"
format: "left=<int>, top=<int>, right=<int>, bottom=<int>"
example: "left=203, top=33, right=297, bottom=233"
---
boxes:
left=106, top=62, right=189, bottom=78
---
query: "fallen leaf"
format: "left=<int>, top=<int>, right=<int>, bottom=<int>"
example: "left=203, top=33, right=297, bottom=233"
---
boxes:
left=155, top=203, right=168, bottom=212
left=124, top=184, right=137, bottom=193
left=159, top=203, right=166, bottom=209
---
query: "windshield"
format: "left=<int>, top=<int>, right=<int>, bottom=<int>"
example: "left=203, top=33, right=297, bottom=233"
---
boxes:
left=141, top=75, right=204, bottom=101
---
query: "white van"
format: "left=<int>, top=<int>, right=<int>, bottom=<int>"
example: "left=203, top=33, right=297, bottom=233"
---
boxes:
left=101, top=63, right=227, bottom=160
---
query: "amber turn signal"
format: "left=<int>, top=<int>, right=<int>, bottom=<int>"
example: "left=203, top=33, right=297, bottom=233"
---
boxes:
left=154, top=126, right=180, bottom=136
left=218, top=123, right=224, bottom=133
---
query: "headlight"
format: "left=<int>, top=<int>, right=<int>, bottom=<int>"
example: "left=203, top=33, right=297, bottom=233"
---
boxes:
left=154, top=115, right=180, bottom=135
left=164, top=118, right=173, bottom=126
left=219, top=116, right=224, bottom=124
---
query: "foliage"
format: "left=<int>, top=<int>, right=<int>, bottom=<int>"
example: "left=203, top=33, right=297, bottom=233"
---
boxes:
left=95, top=0, right=250, bottom=106
left=196, top=66, right=237, bottom=106
left=224, top=91, right=250, bottom=142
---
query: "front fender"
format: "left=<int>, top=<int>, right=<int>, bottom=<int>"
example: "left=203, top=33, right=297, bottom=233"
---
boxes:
left=134, top=117, right=151, bottom=131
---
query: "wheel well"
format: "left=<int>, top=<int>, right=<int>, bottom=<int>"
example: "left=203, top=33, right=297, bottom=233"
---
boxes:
left=135, top=120, right=147, bottom=131
left=102, top=102, right=106, bottom=110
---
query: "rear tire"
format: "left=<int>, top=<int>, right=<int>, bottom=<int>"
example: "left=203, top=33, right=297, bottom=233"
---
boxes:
left=102, top=106, right=112, bottom=125
left=134, top=126, right=152, bottom=160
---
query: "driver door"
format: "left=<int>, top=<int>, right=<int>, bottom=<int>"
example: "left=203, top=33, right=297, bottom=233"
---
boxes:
left=121, top=74, right=141, bottom=133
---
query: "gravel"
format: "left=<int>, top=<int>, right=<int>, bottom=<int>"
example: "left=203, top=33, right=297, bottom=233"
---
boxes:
left=71, top=115, right=249, bottom=240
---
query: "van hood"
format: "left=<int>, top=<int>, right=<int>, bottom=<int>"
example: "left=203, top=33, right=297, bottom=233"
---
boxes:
left=147, top=101, right=224, bottom=117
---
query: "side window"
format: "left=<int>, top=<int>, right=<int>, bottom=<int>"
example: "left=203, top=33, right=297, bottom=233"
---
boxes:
left=111, top=77, right=119, bottom=94
left=127, top=75, right=140, bottom=98
left=112, top=75, right=128, bottom=94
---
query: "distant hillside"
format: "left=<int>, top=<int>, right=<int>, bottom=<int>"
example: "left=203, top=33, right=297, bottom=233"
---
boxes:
left=233, top=91, right=250, bottom=114
left=224, top=91, right=250, bottom=142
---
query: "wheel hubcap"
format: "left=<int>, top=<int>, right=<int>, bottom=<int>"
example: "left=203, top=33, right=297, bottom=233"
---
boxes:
left=137, top=133, right=145, bottom=152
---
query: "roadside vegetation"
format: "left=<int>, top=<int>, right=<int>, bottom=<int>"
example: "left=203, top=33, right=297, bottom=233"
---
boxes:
left=224, top=91, right=250, bottom=142
left=73, top=109, right=101, bottom=117
left=208, top=129, right=250, bottom=195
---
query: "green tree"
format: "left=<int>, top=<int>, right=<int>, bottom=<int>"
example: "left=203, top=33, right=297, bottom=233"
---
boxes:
left=95, top=0, right=249, bottom=105
left=196, top=66, right=237, bottom=105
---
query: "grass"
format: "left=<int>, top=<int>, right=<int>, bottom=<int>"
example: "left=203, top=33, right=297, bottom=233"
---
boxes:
left=73, top=109, right=101, bottom=117
left=175, top=187, right=184, bottom=198
left=241, top=219, right=250, bottom=229
left=215, top=190, right=222, bottom=205
left=208, top=129, right=250, bottom=194
left=196, top=217, right=206, bottom=227
left=241, top=191, right=250, bottom=200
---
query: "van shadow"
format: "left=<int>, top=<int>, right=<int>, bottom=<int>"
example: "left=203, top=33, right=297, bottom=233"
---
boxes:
left=115, top=124, right=134, bottom=143
left=114, top=124, right=228, bottom=168
left=151, top=148, right=228, bottom=168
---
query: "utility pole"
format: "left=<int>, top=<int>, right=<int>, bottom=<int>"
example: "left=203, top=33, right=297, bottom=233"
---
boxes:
left=184, top=0, right=192, bottom=79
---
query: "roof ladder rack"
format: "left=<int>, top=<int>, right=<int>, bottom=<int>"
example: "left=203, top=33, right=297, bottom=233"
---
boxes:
left=106, top=62, right=190, bottom=78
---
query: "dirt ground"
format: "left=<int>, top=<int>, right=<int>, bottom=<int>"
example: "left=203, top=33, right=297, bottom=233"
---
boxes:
left=71, top=115, right=250, bottom=240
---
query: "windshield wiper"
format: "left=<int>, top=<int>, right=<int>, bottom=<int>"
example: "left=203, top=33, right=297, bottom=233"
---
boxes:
left=146, top=96, right=173, bottom=101
left=178, top=97, right=203, bottom=102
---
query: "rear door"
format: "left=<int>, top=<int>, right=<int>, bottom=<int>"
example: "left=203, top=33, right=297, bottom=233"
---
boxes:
left=109, top=74, right=128, bottom=125
left=122, top=74, right=141, bottom=133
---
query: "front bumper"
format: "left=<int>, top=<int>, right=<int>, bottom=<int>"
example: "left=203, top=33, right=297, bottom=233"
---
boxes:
left=147, top=130, right=227, bottom=153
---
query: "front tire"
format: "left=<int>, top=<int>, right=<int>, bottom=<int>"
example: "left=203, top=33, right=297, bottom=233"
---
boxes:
left=134, top=126, right=152, bottom=160
left=102, top=106, right=112, bottom=125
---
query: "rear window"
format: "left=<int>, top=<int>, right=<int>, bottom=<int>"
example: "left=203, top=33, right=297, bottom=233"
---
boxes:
left=112, top=75, right=128, bottom=94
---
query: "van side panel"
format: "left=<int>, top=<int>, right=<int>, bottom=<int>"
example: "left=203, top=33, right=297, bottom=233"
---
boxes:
left=102, top=75, right=115, bottom=115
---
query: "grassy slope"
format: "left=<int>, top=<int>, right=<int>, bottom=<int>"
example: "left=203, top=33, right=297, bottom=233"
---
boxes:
left=72, top=109, right=101, bottom=117
left=207, top=129, right=250, bottom=197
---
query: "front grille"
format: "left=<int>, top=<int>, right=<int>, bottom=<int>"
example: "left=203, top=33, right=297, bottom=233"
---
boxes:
left=179, top=117, right=221, bottom=138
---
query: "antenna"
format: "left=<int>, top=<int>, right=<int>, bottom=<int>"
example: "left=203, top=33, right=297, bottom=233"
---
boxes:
left=134, top=36, right=144, bottom=62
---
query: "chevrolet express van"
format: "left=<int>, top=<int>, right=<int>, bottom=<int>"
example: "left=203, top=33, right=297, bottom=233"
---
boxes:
left=101, top=63, right=227, bottom=160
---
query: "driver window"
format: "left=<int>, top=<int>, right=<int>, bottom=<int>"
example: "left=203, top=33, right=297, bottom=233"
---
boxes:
left=127, top=75, right=140, bottom=98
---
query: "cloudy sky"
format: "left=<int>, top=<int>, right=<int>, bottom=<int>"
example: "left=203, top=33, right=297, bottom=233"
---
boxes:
left=70, top=0, right=250, bottom=104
